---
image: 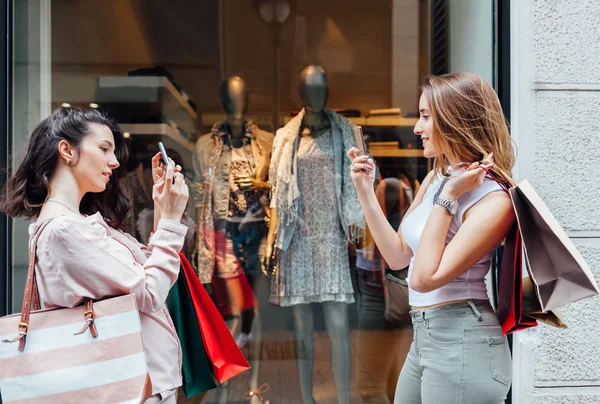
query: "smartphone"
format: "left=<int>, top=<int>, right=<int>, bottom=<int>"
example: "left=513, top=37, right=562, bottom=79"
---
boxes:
left=354, top=125, right=367, bottom=156
left=157, top=142, right=170, bottom=166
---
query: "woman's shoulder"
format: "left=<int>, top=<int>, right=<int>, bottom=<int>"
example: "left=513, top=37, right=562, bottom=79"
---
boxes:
left=30, top=212, right=109, bottom=243
left=459, top=176, right=512, bottom=222
left=477, top=175, right=507, bottom=196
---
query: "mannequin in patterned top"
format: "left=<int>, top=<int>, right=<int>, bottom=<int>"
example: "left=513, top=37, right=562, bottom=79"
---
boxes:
left=193, top=77, right=273, bottom=403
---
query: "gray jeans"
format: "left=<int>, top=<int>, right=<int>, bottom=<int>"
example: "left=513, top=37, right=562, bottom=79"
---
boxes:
left=394, top=300, right=512, bottom=404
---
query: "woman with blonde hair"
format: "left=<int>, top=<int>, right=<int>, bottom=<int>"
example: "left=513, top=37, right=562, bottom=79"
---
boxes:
left=348, top=72, right=515, bottom=403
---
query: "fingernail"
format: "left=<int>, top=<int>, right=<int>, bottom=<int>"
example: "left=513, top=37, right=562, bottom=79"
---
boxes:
left=368, top=159, right=373, bottom=164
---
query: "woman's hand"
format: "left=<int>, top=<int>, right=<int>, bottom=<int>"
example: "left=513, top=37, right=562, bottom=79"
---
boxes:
left=152, top=161, right=189, bottom=222
left=152, top=152, right=182, bottom=184
left=347, top=147, right=376, bottom=195
left=234, top=175, right=269, bottom=191
left=262, top=244, right=273, bottom=276
left=441, top=159, right=494, bottom=200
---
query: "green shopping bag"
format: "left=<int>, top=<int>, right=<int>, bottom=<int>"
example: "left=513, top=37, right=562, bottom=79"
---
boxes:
left=166, top=265, right=217, bottom=397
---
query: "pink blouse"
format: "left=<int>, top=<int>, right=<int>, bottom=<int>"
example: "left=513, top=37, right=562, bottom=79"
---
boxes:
left=29, top=212, right=187, bottom=395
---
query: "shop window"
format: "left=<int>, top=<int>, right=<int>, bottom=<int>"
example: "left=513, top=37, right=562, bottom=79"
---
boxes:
left=7, top=1, right=499, bottom=402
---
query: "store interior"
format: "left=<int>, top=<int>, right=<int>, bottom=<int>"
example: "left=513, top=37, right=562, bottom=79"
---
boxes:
left=10, top=0, right=496, bottom=403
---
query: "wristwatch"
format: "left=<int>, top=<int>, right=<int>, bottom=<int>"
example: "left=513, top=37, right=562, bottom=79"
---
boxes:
left=434, top=197, right=459, bottom=216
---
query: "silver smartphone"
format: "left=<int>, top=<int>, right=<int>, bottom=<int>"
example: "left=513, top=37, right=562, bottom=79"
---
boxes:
left=157, top=141, right=170, bottom=166
left=354, top=125, right=367, bottom=156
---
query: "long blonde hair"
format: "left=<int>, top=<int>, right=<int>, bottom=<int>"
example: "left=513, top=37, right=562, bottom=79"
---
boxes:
left=421, top=72, right=515, bottom=184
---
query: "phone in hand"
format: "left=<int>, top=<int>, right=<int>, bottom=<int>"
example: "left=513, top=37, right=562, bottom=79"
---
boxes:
left=354, top=125, right=367, bottom=156
left=157, top=142, right=170, bottom=166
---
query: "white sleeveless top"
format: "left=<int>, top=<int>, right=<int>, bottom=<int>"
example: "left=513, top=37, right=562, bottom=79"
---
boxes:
left=400, top=173, right=504, bottom=306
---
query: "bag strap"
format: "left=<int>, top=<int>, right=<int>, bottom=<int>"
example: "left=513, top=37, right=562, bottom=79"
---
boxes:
left=14, top=220, right=53, bottom=349
left=2, top=218, right=97, bottom=352
left=480, top=165, right=516, bottom=192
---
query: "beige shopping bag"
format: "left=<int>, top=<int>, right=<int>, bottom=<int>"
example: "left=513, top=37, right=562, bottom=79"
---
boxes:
left=510, top=180, right=600, bottom=312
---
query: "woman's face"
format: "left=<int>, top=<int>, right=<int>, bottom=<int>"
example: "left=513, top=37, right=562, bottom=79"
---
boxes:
left=71, top=124, right=120, bottom=193
left=414, top=93, right=439, bottom=159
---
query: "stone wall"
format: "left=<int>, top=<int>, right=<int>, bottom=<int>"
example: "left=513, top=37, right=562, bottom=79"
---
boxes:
left=511, top=1, right=600, bottom=402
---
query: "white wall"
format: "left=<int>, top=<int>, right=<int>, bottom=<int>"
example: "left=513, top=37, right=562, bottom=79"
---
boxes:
left=511, top=0, right=600, bottom=402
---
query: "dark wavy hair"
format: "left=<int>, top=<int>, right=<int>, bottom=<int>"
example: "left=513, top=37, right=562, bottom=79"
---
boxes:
left=0, top=107, right=130, bottom=228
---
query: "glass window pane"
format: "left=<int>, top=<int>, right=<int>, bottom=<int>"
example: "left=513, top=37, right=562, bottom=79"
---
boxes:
left=11, top=0, right=52, bottom=312
left=8, top=1, right=498, bottom=402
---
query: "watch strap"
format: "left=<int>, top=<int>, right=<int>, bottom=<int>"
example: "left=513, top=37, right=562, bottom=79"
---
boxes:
left=434, top=197, right=457, bottom=215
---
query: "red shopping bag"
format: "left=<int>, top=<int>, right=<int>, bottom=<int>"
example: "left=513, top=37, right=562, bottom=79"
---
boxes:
left=179, top=253, right=250, bottom=383
left=496, top=223, right=538, bottom=334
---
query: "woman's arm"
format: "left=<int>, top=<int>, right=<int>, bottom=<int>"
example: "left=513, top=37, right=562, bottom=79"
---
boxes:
left=410, top=169, right=515, bottom=293
left=154, top=207, right=161, bottom=233
left=349, top=146, right=436, bottom=270
left=359, top=171, right=434, bottom=270
left=50, top=217, right=187, bottom=314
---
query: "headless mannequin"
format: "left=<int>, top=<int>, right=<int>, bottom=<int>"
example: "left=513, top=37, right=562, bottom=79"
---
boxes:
left=297, top=66, right=332, bottom=140
left=267, top=66, right=352, bottom=404
left=217, top=77, right=265, bottom=404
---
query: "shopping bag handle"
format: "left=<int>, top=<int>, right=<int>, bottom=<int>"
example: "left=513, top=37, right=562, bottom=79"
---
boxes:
left=479, top=165, right=516, bottom=193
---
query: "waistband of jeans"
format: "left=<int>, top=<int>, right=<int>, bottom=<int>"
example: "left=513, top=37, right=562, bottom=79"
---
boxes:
left=409, top=299, right=493, bottom=322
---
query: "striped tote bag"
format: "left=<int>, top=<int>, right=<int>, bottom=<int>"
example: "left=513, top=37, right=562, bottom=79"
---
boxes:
left=0, top=220, right=152, bottom=404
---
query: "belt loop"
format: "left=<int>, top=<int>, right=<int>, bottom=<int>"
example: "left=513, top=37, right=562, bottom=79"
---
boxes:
left=421, top=311, right=429, bottom=329
left=467, top=300, right=483, bottom=322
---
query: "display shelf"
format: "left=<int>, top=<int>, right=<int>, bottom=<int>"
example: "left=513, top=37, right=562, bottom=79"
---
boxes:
left=119, top=123, right=195, bottom=152
left=368, top=141, right=424, bottom=158
left=282, top=115, right=417, bottom=127
left=281, top=116, right=369, bottom=125
left=200, top=113, right=417, bottom=129
left=97, top=76, right=197, bottom=136
left=200, top=112, right=279, bottom=128
left=98, top=76, right=196, bottom=119
left=199, top=113, right=367, bottom=128
left=364, top=116, right=418, bottom=127
left=369, top=148, right=424, bottom=158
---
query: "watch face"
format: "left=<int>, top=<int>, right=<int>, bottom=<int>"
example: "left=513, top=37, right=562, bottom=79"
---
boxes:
left=450, top=201, right=459, bottom=215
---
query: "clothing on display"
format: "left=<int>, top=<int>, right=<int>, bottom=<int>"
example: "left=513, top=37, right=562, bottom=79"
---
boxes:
left=228, top=147, right=262, bottom=221
left=269, top=108, right=364, bottom=250
left=269, top=108, right=364, bottom=306
left=271, top=128, right=354, bottom=306
left=194, top=120, right=273, bottom=284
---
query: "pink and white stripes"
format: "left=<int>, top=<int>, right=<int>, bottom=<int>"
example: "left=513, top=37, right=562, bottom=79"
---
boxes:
left=0, top=294, right=152, bottom=403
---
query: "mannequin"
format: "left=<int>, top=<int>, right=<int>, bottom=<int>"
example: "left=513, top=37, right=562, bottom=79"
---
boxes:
left=193, top=76, right=273, bottom=403
left=267, top=66, right=362, bottom=404
left=221, top=76, right=249, bottom=147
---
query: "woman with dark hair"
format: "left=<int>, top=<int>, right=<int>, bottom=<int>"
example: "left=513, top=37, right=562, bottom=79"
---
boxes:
left=1, top=107, right=189, bottom=403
